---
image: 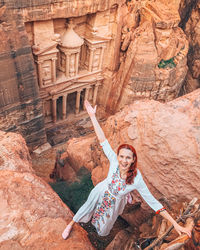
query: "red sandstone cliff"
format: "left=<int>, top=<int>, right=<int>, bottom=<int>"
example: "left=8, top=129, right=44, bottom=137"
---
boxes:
left=0, top=131, right=94, bottom=250
left=0, top=4, right=47, bottom=150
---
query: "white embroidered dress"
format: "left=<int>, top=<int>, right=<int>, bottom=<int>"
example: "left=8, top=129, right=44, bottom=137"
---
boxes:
left=73, top=140, right=163, bottom=236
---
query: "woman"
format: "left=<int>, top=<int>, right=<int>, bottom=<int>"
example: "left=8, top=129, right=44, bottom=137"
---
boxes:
left=62, top=100, right=191, bottom=239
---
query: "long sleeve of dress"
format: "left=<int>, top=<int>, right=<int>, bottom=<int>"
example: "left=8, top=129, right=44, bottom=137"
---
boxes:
left=100, top=139, right=117, bottom=163
left=135, top=171, right=163, bottom=212
left=100, top=139, right=118, bottom=174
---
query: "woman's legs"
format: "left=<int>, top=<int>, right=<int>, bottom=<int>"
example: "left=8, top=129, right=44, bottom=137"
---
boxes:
left=62, top=219, right=75, bottom=239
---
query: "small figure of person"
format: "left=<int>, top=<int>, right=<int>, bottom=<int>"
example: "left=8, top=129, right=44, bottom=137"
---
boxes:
left=62, top=100, right=191, bottom=239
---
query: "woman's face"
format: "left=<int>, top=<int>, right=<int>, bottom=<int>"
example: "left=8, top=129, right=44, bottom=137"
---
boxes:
left=117, top=148, right=135, bottom=172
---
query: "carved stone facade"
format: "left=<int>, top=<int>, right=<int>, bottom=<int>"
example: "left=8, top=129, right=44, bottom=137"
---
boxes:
left=105, top=0, right=190, bottom=113
left=26, top=15, right=110, bottom=125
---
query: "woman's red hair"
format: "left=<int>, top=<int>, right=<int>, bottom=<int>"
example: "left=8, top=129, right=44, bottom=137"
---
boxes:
left=117, top=144, right=137, bottom=185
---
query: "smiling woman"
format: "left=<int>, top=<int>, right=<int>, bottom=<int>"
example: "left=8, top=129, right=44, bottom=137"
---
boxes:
left=117, top=144, right=137, bottom=183
left=62, top=100, right=192, bottom=240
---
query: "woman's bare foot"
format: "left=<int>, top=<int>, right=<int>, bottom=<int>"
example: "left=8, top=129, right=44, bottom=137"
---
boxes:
left=62, top=224, right=72, bottom=240
left=127, top=193, right=132, bottom=204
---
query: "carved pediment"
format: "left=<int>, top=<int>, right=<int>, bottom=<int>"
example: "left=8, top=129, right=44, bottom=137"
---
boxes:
left=32, top=41, right=58, bottom=56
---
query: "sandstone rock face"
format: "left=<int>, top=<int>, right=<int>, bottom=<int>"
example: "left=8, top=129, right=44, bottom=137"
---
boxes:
left=105, top=0, right=189, bottom=113
left=0, top=131, right=32, bottom=173
left=66, top=89, right=200, bottom=203
left=0, top=5, right=47, bottom=151
left=0, top=132, right=94, bottom=249
left=66, top=135, right=101, bottom=173
left=106, top=227, right=137, bottom=250
left=184, top=2, right=200, bottom=79
left=12, top=0, right=124, bottom=22
left=179, top=0, right=200, bottom=93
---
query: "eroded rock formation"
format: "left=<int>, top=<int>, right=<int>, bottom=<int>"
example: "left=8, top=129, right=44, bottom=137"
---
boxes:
left=64, top=89, right=200, bottom=204
left=0, top=131, right=94, bottom=249
left=182, top=0, right=200, bottom=93
left=106, top=0, right=189, bottom=113
left=0, top=4, right=46, bottom=150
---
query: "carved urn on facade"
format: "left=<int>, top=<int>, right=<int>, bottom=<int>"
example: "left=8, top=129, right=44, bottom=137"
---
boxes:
left=58, top=20, right=84, bottom=78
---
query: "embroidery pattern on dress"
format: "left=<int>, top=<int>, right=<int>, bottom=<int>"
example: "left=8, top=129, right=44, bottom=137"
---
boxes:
left=108, top=167, right=126, bottom=196
left=91, top=190, right=116, bottom=233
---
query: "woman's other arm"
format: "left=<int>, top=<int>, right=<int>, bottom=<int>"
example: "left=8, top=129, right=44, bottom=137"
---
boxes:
left=135, top=172, right=191, bottom=237
left=84, top=100, right=106, bottom=143
left=159, top=210, right=191, bottom=237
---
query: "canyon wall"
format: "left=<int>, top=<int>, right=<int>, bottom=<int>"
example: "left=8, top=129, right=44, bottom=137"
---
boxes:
left=178, top=0, right=200, bottom=95
left=65, top=89, right=200, bottom=205
left=0, top=4, right=47, bottom=150
left=182, top=0, right=200, bottom=92
left=105, top=0, right=190, bottom=113
left=0, top=130, right=94, bottom=250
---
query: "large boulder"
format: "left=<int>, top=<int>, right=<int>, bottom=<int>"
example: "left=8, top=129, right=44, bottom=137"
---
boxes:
left=66, top=89, right=200, bottom=203
left=0, top=132, right=94, bottom=250
left=0, top=131, right=33, bottom=172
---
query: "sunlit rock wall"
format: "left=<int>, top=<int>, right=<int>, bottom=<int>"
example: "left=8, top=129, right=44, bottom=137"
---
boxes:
left=179, top=0, right=200, bottom=93
left=0, top=4, right=46, bottom=150
left=0, top=130, right=94, bottom=249
left=104, top=0, right=190, bottom=113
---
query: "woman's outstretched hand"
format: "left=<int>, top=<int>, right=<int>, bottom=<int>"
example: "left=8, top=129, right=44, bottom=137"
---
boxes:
left=84, top=100, right=96, bottom=117
left=84, top=100, right=106, bottom=143
left=173, top=223, right=192, bottom=238
left=159, top=210, right=192, bottom=238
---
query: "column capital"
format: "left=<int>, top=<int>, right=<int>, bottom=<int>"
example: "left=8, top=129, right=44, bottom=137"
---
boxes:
left=52, top=96, right=57, bottom=101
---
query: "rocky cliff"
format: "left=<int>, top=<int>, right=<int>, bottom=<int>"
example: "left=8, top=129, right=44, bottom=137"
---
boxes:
left=182, top=0, right=200, bottom=92
left=0, top=131, right=94, bottom=250
left=105, top=0, right=191, bottom=113
left=0, top=3, right=46, bottom=150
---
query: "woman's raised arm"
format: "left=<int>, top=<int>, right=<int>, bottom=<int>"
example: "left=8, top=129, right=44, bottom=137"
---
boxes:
left=84, top=100, right=106, bottom=143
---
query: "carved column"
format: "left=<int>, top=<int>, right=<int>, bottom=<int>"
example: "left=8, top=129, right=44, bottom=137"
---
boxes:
left=66, top=54, right=70, bottom=78
left=89, top=49, right=95, bottom=72
left=76, top=90, right=81, bottom=115
left=83, top=87, right=90, bottom=110
left=52, top=59, right=56, bottom=83
left=99, top=47, right=105, bottom=70
left=93, top=84, right=100, bottom=106
left=75, top=53, right=79, bottom=75
left=57, top=51, right=60, bottom=69
left=38, top=62, right=43, bottom=88
left=52, top=97, right=57, bottom=123
left=62, top=94, right=68, bottom=120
